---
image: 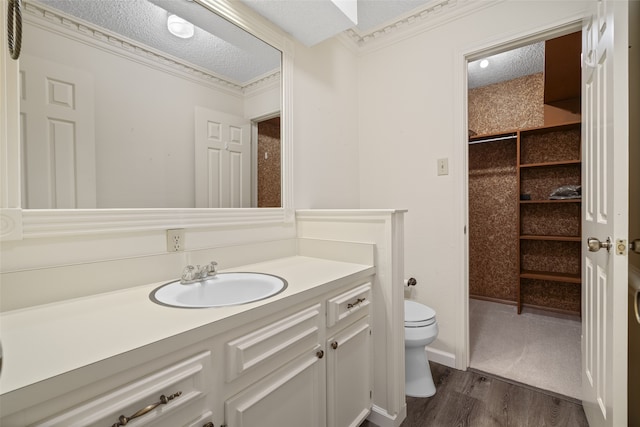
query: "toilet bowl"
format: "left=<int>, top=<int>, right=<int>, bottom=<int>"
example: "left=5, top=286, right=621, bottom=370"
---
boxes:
left=404, top=300, right=438, bottom=397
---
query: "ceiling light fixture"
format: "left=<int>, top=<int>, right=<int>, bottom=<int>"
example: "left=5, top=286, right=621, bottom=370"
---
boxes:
left=479, top=59, right=489, bottom=69
left=167, top=14, right=194, bottom=39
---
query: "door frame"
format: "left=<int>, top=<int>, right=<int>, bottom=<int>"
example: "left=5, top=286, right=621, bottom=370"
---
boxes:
left=455, top=16, right=586, bottom=370
left=251, top=111, right=281, bottom=208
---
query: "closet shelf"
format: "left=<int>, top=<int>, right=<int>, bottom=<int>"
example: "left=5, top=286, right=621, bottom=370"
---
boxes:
left=519, top=120, right=581, bottom=134
left=519, top=235, right=581, bottom=242
left=520, top=270, right=581, bottom=284
left=519, top=199, right=581, bottom=204
left=519, top=160, right=581, bottom=168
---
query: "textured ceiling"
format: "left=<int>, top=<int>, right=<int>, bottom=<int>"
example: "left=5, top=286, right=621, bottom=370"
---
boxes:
left=239, top=0, right=432, bottom=45
left=353, top=0, right=432, bottom=31
left=35, top=0, right=542, bottom=87
left=468, top=42, right=545, bottom=89
left=36, top=0, right=281, bottom=85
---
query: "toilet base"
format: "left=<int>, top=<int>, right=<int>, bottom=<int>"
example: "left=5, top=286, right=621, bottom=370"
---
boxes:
left=405, top=346, right=436, bottom=397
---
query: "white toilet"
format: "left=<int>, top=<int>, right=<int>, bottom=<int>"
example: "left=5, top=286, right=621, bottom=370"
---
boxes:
left=404, top=299, right=438, bottom=397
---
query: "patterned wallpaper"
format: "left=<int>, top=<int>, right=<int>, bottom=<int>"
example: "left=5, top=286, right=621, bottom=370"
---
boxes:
left=468, top=73, right=581, bottom=314
left=257, top=118, right=281, bottom=208
left=468, top=141, right=518, bottom=301
left=468, top=73, right=544, bottom=136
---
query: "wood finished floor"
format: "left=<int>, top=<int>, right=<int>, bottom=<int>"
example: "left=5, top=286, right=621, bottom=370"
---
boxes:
left=361, top=362, right=589, bottom=427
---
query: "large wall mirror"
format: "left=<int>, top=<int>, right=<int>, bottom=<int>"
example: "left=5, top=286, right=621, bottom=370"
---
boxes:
left=19, top=0, right=286, bottom=210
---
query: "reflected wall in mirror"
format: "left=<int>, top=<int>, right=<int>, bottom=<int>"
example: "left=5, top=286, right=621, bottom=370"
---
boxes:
left=20, top=0, right=282, bottom=209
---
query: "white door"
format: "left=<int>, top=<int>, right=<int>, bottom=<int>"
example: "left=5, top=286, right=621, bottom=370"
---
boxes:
left=194, top=107, right=250, bottom=208
left=581, top=1, right=629, bottom=425
left=20, top=55, right=96, bottom=208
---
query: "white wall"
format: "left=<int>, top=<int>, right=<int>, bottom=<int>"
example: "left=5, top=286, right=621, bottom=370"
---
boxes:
left=292, top=38, right=361, bottom=209
left=357, top=0, right=590, bottom=366
left=244, top=79, right=281, bottom=120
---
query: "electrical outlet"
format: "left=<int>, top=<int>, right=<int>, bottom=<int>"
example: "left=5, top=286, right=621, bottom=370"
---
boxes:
left=166, top=229, right=185, bottom=252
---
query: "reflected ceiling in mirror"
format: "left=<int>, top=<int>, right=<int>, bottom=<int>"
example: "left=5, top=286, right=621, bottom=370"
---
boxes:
left=21, top=0, right=282, bottom=209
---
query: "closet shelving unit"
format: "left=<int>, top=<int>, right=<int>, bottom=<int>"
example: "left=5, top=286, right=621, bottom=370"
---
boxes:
left=517, top=120, right=582, bottom=315
left=469, top=120, right=582, bottom=316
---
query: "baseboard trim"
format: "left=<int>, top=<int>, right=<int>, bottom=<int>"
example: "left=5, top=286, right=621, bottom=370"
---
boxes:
left=426, top=347, right=456, bottom=368
left=367, top=403, right=407, bottom=427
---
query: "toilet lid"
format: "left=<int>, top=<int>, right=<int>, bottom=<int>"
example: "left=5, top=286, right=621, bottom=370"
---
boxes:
left=404, top=300, right=436, bottom=327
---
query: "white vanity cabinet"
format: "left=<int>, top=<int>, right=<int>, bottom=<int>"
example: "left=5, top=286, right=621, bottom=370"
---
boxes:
left=222, top=303, right=326, bottom=427
left=326, top=283, right=373, bottom=427
left=224, top=348, right=326, bottom=427
left=221, top=281, right=373, bottom=427
left=0, top=275, right=375, bottom=427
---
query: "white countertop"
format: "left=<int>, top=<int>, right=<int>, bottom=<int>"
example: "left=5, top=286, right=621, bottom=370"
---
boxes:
left=0, top=256, right=374, bottom=395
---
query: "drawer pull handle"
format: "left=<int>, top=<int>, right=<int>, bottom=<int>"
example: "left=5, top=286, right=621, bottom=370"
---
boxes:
left=203, top=423, right=214, bottom=427
left=331, top=341, right=339, bottom=350
left=316, top=350, right=325, bottom=359
left=347, top=298, right=366, bottom=309
left=111, top=391, right=182, bottom=426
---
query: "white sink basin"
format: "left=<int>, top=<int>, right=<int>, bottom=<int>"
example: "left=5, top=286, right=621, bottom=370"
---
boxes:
left=150, top=272, right=288, bottom=308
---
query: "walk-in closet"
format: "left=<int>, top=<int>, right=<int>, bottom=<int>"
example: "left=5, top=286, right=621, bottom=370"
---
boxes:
left=467, top=32, right=583, bottom=399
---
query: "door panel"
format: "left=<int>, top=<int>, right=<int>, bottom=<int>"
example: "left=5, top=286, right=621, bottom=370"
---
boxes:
left=20, top=55, right=96, bottom=208
left=224, top=349, right=325, bottom=427
left=581, top=1, right=629, bottom=425
left=195, top=107, right=250, bottom=208
left=326, top=317, right=372, bottom=427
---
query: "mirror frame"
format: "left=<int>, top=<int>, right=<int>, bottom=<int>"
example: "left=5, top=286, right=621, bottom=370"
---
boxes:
left=0, top=0, right=294, bottom=240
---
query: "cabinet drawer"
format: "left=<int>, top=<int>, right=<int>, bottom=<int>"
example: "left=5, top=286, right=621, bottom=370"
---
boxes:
left=32, top=351, right=212, bottom=427
left=326, top=283, right=372, bottom=328
left=225, top=304, right=321, bottom=383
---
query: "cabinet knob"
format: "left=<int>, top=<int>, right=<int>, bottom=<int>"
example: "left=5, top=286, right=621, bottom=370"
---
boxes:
left=331, top=341, right=338, bottom=350
left=202, top=423, right=214, bottom=427
left=316, top=350, right=324, bottom=359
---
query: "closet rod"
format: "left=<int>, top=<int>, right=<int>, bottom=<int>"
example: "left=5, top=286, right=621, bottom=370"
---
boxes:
left=468, top=134, right=517, bottom=144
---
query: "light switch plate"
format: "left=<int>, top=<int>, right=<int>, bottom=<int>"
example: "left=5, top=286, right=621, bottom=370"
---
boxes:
left=437, top=158, right=449, bottom=176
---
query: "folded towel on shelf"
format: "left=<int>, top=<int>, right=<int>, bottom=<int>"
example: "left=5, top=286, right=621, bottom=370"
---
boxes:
left=550, top=185, right=581, bottom=200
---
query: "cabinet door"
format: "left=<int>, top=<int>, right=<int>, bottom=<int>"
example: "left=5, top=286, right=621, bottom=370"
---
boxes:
left=224, top=348, right=325, bottom=427
left=326, top=317, right=372, bottom=427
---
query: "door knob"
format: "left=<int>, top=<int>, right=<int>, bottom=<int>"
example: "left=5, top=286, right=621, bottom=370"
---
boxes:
left=630, top=239, right=640, bottom=254
left=587, top=236, right=612, bottom=252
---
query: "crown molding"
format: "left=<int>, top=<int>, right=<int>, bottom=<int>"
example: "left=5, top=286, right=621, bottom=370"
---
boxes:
left=243, top=71, right=281, bottom=96
left=23, top=1, right=283, bottom=95
left=339, top=0, right=504, bottom=54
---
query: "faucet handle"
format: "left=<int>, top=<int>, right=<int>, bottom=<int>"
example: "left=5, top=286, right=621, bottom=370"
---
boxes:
left=209, top=261, right=218, bottom=275
left=181, top=265, right=197, bottom=283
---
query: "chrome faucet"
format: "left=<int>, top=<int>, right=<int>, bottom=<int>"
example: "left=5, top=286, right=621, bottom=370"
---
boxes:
left=180, top=261, right=218, bottom=284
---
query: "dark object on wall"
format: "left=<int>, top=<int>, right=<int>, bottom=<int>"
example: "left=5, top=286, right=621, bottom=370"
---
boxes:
left=7, top=0, right=22, bottom=60
left=520, top=194, right=531, bottom=200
